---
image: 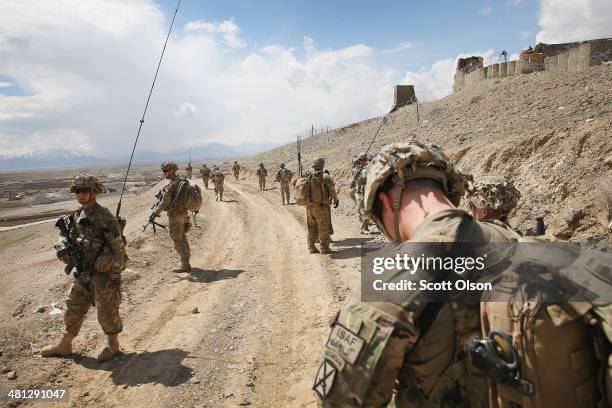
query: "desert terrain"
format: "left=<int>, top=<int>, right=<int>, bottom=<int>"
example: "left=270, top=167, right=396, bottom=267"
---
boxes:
left=0, top=64, right=610, bottom=407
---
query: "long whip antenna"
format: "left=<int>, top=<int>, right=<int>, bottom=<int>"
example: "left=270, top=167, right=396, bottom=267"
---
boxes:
left=116, top=0, right=181, bottom=217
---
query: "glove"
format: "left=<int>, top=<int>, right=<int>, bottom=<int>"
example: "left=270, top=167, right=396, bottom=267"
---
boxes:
left=57, top=249, right=70, bottom=264
left=333, top=199, right=339, bottom=208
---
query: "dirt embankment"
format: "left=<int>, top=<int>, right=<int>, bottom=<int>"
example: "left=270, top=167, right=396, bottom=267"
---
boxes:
left=241, top=64, right=612, bottom=243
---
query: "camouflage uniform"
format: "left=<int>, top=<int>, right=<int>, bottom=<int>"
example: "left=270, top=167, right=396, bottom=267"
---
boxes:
left=232, top=161, right=241, bottom=180
left=257, top=163, right=268, bottom=191
left=42, top=174, right=126, bottom=362
left=307, top=158, right=338, bottom=254
left=200, top=164, right=211, bottom=189
left=153, top=162, right=191, bottom=270
left=465, top=176, right=521, bottom=223
left=313, top=142, right=516, bottom=407
left=275, top=163, right=293, bottom=205
left=212, top=167, right=225, bottom=201
left=349, top=152, right=371, bottom=233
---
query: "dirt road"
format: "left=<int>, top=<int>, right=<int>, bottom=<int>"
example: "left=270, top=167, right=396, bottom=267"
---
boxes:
left=0, top=177, right=367, bottom=407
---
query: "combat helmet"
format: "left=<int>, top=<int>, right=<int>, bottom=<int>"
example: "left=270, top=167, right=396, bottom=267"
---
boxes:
left=279, top=163, right=285, bottom=168
left=161, top=161, right=178, bottom=172
left=465, top=176, right=520, bottom=220
left=70, top=174, right=106, bottom=194
left=313, top=158, right=325, bottom=170
left=358, top=152, right=368, bottom=161
left=363, top=141, right=466, bottom=241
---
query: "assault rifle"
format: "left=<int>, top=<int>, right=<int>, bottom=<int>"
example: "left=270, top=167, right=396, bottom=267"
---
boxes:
left=143, top=191, right=167, bottom=232
left=55, top=216, right=95, bottom=306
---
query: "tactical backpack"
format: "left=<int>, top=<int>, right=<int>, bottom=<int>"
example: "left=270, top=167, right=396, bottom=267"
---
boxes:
left=294, top=175, right=311, bottom=206
left=185, top=184, right=202, bottom=213
left=476, top=232, right=612, bottom=408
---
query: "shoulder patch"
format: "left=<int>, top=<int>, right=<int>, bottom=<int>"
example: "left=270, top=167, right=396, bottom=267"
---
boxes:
left=313, top=360, right=337, bottom=400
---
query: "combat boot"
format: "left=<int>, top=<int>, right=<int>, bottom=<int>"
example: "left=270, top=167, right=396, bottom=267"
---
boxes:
left=320, top=245, right=331, bottom=254
left=41, top=334, right=74, bottom=357
left=308, top=244, right=319, bottom=254
left=96, top=334, right=120, bottom=362
left=180, top=259, right=192, bottom=272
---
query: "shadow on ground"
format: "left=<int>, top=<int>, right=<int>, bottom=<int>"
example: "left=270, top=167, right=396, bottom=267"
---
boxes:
left=73, top=348, right=193, bottom=387
left=175, top=268, right=245, bottom=284
left=330, top=236, right=374, bottom=260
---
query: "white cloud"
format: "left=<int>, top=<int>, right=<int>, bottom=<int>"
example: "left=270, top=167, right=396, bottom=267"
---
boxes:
left=174, top=102, right=200, bottom=117
left=379, top=42, right=415, bottom=55
left=185, top=17, right=247, bottom=49
left=403, top=49, right=496, bottom=102
left=0, top=81, right=14, bottom=88
left=480, top=5, right=494, bottom=15
left=536, top=0, right=612, bottom=43
left=508, top=0, right=524, bottom=5
left=0, top=0, right=396, bottom=157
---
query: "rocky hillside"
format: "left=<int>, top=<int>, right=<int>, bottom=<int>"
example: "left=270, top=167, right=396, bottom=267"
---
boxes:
left=241, top=65, right=612, bottom=244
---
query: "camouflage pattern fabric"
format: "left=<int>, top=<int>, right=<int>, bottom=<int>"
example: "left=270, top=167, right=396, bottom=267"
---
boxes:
left=307, top=203, right=333, bottom=249
left=168, top=212, right=191, bottom=262
left=64, top=273, right=122, bottom=337
left=56, top=199, right=126, bottom=338
left=315, top=209, right=518, bottom=407
left=70, top=174, right=106, bottom=194
left=363, top=141, right=466, bottom=241
left=465, top=177, right=521, bottom=219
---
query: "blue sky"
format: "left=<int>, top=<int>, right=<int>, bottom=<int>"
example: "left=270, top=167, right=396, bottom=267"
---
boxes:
left=0, top=0, right=610, bottom=158
left=155, top=0, right=539, bottom=70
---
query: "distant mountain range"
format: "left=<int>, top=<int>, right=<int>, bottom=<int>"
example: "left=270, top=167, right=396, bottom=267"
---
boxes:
left=0, top=142, right=282, bottom=171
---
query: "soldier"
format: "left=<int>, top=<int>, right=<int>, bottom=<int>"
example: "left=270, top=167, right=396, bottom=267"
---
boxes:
left=306, top=158, right=338, bottom=254
left=150, top=161, right=192, bottom=272
left=232, top=161, right=241, bottom=180
left=186, top=162, right=193, bottom=180
left=200, top=164, right=211, bottom=189
left=41, top=174, right=126, bottom=362
left=256, top=163, right=268, bottom=191
left=349, top=152, right=371, bottom=234
left=313, top=141, right=518, bottom=407
left=465, top=176, right=520, bottom=225
left=211, top=166, right=225, bottom=202
left=275, top=163, right=293, bottom=205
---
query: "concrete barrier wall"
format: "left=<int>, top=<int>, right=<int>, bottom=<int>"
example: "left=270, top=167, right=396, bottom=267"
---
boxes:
left=568, top=47, right=580, bottom=71
left=558, top=52, right=569, bottom=71
left=490, top=63, right=499, bottom=78
left=507, top=60, right=516, bottom=75
left=578, top=43, right=591, bottom=70
left=499, top=62, right=508, bottom=77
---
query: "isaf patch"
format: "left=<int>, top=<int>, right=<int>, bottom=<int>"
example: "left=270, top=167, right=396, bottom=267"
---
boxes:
left=326, top=323, right=365, bottom=365
left=313, top=359, right=337, bottom=400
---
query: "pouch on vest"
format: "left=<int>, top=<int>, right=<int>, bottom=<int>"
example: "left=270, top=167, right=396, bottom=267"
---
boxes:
left=186, top=184, right=203, bottom=213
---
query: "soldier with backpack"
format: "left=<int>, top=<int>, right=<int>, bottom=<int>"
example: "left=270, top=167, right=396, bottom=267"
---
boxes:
left=296, top=158, right=338, bottom=254
left=211, top=166, right=225, bottom=202
left=256, top=163, right=268, bottom=191
left=232, top=161, right=241, bottom=180
left=275, top=163, right=293, bottom=205
left=149, top=161, right=199, bottom=272
left=200, top=164, right=211, bottom=189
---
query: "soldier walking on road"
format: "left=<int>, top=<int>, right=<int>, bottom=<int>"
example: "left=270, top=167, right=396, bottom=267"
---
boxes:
left=232, top=161, right=241, bottom=180
left=149, top=161, right=192, bottom=272
left=275, top=163, right=293, bottom=205
left=200, top=164, right=211, bottom=189
left=41, top=174, right=127, bottom=362
left=306, top=158, right=338, bottom=254
left=212, top=166, right=225, bottom=202
left=256, top=163, right=268, bottom=191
